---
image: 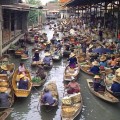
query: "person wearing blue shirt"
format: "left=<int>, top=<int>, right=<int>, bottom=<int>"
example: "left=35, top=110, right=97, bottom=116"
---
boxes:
left=41, top=88, right=56, bottom=105
left=111, top=79, right=120, bottom=93
left=43, top=52, right=52, bottom=65
left=33, top=50, right=39, bottom=61
left=68, top=53, right=77, bottom=68
left=99, top=55, right=107, bottom=67
left=90, top=61, right=100, bottom=75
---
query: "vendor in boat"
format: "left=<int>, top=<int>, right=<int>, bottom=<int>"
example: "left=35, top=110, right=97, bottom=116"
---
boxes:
left=108, top=56, right=118, bottom=69
left=24, top=46, right=29, bottom=56
left=34, top=33, right=39, bottom=44
left=33, top=50, right=40, bottom=62
left=18, top=74, right=29, bottom=90
left=41, top=88, right=56, bottom=106
left=65, top=76, right=80, bottom=94
left=0, top=87, right=10, bottom=107
left=18, top=63, right=26, bottom=75
left=93, top=75, right=105, bottom=92
left=90, top=61, right=100, bottom=75
left=68, top=53, right=77, bottom=68
left=0, top=65, right=8, bottom=74
left=46, top=41, right=51, bottom=51
left=43, top=52, right=52, bottom=66
left=36, top=65, right=46, bottom=79
left=111, top=74, right=120, bottom=93
left=99, top=55, right=107, bottom=67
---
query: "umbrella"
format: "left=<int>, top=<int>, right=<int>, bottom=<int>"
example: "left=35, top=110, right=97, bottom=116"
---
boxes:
left=92, top=48, right=111, bottom=54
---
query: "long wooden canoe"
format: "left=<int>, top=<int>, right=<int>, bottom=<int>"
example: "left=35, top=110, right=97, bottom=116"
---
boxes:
left=0, top=108, right=13, bottom=120
left=21, top=54, right=29, bottom=60
left=87, top=79, right=119, bottom=103
left=64, top=65, right=80, bottom=81
left=61, top=93, right=83, bottom=120
left=12, top=69, right=32, bottom=97
left=104, top=75, right=120, bottom=97
left=40, top=81, right=59, bottom=106
left=80, top=62, right=94, bottom=76
left=32, top=73, right=47, bottom=87
left=0, top=74, right=14, bottom=108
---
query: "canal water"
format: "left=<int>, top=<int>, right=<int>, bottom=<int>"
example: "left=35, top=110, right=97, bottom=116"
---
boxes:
left=7, top=24, right=120, bottom=120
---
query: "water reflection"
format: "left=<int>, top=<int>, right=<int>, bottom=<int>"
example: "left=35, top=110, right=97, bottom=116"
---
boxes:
left=7, top=23, right=120, bottom=120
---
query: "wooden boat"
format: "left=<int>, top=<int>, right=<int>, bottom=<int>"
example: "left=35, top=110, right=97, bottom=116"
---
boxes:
left=43, top=61, right=53, bottom=70
left=31, top=60, right=42, bottom=67
left=32, top=73, right=47, bottom=87
left=0, top=63, right=15, bottom=79
left=0, top=74, right=14, bottom=108
left=52, top=52, right=62, bottom=62
left=40, top=81, right=59, bottom=106
left=64, top=65, right=80, bottom=81
left=21, top=54, right=29, bottom=60
left=15, top=49, right=24, bottom=56
left=63, top=51, right=71, bottom=58
left=12, top=69, right=32, bottom=97
left=80, top=62, right=94, bottom=76
left=104, top=75, right=120, bottom=97
left=61, top=92, right=83, bottom=120
left=0, top=108, right=13, bottom=120
left=87, top=79, right=119, bottom=103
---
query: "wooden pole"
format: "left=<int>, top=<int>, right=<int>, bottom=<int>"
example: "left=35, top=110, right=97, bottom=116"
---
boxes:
left=0, top=6, right=2, bottom=56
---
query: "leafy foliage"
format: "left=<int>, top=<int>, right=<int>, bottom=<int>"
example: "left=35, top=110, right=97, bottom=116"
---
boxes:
left=27, top=0, right=42, bottom=26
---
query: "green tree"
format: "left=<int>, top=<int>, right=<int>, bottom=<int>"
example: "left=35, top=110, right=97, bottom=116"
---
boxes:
left=27, top=0, right=41, bottom=26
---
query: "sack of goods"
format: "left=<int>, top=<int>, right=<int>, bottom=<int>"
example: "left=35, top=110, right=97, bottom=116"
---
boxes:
left=62, top=106, right=76, bottom=117
left=0, top=81, right=8, bottom=87
left=46, top=83, right=57, bottom=91
left=62, top=96, right=72, bottom=105
left=70, top=93, right=81, bottom=104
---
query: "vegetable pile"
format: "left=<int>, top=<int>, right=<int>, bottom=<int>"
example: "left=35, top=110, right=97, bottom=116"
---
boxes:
left=32, top=77, right=41, bottom=83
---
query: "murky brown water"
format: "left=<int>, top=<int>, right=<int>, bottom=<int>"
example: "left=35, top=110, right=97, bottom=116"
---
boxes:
left=7, top=24, right=120, bottom=120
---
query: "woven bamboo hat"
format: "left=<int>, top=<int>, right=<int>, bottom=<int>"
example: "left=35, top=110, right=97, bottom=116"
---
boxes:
left=45, top=52, right=50, bottom=56
left=94, top=75, right=100, bottom=79
left=1, top=65, right=8, bottom=71
left=100, top=55, right=106, bottom=61
left=70, top=53, right=75, bottom=58
left=19, top=74, right=25, bottom=79
left=116, top=68, right=120, bottom=73
left=92, top=61, right=99, bottom=66
left=0, top=87, right=7, bottom=92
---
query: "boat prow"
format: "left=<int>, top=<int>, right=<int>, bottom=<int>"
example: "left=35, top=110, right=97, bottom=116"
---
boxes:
left=87, top=79, right=119, bottom=103
left=12, top=69, right=32, bottom=97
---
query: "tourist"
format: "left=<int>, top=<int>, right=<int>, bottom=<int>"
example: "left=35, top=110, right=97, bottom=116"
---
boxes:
left=33, top=50, right=40, bottom=62
left=18, top=74, right=28, bottom=90
left=0, top=65, right=8, bottom=74
left=43, top=52, right=52, bottom=66
left=36, top=65, right=46, bottom=79
left=0, top=87, right=10, bottom=107
left=68, top=53, right=77, bottom=68
left=111, top=76, right=120, bottom=93
left=41, top=88, right=56, bottom=105
left=93, top=75, right=105, bottom=92
left=18, top=63, right=26, bottom=75
left=65, top=76, right=80, bottom=94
